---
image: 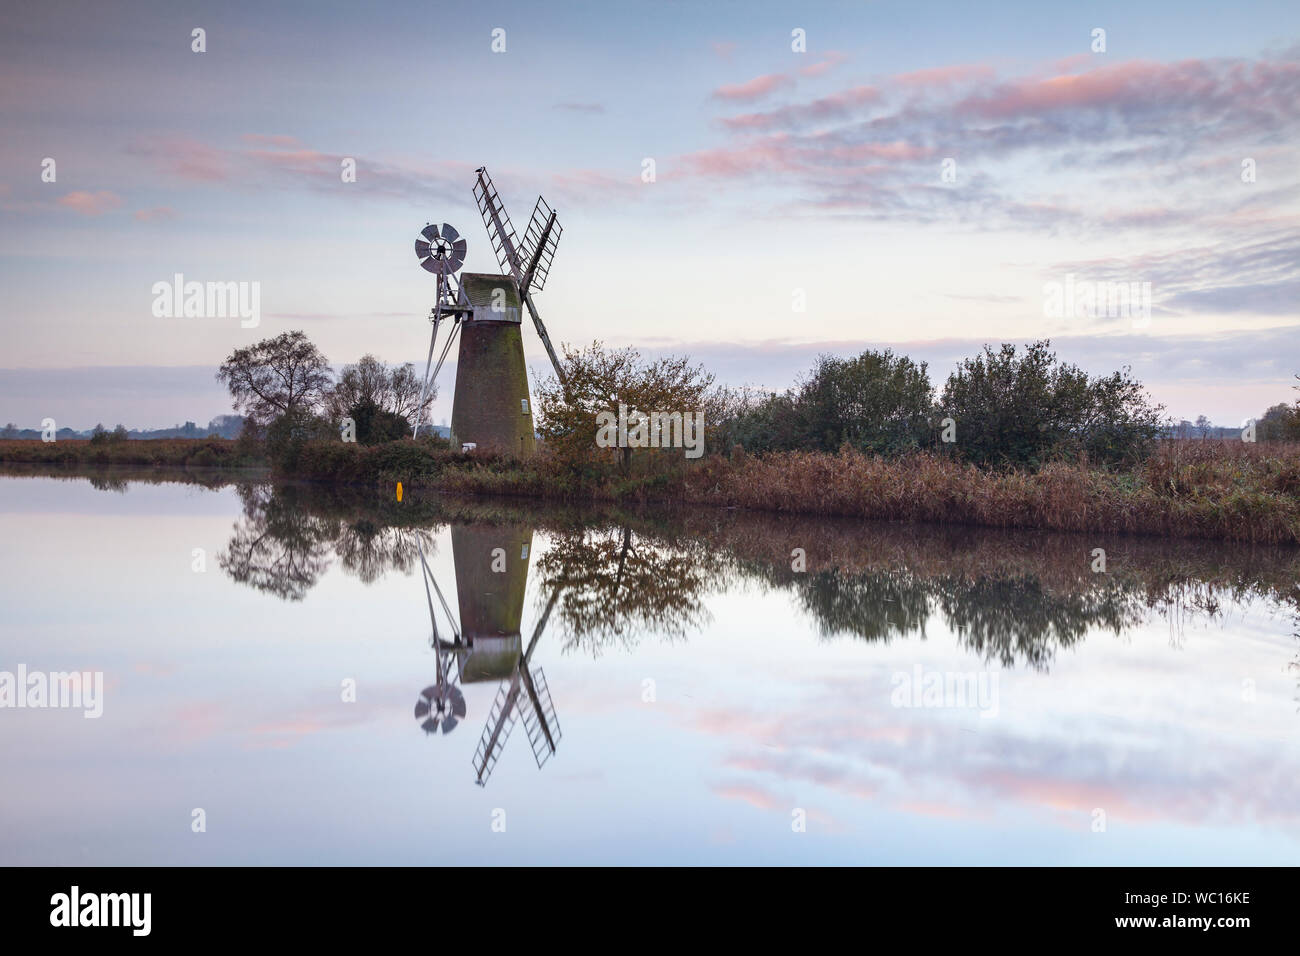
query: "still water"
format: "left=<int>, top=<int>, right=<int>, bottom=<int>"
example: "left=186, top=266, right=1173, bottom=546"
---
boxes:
left=1, top=470, right=1297, bottom=865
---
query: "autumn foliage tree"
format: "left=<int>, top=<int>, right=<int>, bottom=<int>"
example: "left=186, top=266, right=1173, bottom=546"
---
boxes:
left=535, top=342, right=714, bottom=474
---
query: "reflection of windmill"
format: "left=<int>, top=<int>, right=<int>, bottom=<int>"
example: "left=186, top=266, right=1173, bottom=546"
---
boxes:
left=410, top=167, right=568, bottom=453
left=443, top=524, right=562, bottom=787
left=411, top=524, right=562, bottom=786
left=413, top=540, right=466, bottom=735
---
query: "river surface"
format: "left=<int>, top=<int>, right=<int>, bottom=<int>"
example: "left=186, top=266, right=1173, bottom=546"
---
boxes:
left=1, top=470, right=1297, bottom=864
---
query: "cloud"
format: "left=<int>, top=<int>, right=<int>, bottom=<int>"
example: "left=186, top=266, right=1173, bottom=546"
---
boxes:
left=718, top=85, right=881, bottom=131
left=1051, top=230, right=1300, bottom=318
left=713, top=783, right=784, bottom=810
left=55, top=190, right=124, bottom=216
left=894, top=63, right=994, bottom=88
left=127, top=137, right=229, bottom=182
left=800, top=50, right=848, bottom=77
left=240, top=133, right=302, bottom=147
left=710, top=41, right=736, bottom=60
left=712, top=72, right=792, bottom=101
left=132, top=206, right=176, bottom=222
left=690, top=49, right=1300, bottom=246
left=553, top=102, right=605, bottom=113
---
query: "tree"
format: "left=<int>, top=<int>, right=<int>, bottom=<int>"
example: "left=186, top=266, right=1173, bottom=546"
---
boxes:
left=216, top=331, right=332, bottom=427
left=940, top=340, right=1163, bottom=469
left=535, top=342, right=714, bottom=474
left=1195, top=415, right=1211, bottom=439
left=795, top=349, right=934, bottom=454
left=327, top=354, right=433, bottom=442
left=1258, top=403, right=1300, bottom=442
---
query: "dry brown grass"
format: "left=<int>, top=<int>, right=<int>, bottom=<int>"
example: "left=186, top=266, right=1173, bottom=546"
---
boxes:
left=8, top=436, right=1297, bottom=544
left=682, top=440, right=1300, bottom=544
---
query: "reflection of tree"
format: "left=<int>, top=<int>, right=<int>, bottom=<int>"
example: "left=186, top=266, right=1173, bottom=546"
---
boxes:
left=219, top=483, right=434, bottom=600
left=935, top=575, right=1141, bottom=670
left=753, top=565, right=1140, bottom=669
left=220, top=484, right=338, bottom=600
left=536, top=526, right=715, bottom=653
left=703, top=511, right=1300, bottom=671
left=797, top=569, right=931, bottom=642
left=87, top=475, right=129, bottom=493
left=334, top=517, right=427, bottom=584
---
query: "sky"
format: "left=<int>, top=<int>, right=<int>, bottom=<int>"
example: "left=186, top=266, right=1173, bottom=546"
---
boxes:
left=1, top=0, right=1298, bottom=428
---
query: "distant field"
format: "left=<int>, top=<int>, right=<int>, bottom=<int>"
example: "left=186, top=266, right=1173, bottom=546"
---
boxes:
left=0, top=438, right=264, bottom=468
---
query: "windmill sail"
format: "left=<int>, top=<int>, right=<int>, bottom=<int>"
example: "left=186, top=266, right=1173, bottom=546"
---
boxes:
left=472, top=673, right=523, bottom=785
left=473, top=169, right=524, bottom=277
left=472, top=167, right=568, bottom=389
left=518, top=666, right=560, bottom=767
left=468, top=585, right=563, bottom=786
left=519, top=196, right=562, bottom=294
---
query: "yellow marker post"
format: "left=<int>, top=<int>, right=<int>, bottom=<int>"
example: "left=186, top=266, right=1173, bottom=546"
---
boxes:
left=396, top=482, right=403, bottom=502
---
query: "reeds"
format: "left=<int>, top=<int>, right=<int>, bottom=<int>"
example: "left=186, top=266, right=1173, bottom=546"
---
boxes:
left=687, top=441, right=1300, bottom=544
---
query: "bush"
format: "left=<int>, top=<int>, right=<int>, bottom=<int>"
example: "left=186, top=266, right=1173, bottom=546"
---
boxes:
left=342, top=400, right=412, bottom=445
left=714, top=351, right=934, bottom=456
left=940, top=341, right=1162, bottom=469
left=266, top=409, right=335, bottom=472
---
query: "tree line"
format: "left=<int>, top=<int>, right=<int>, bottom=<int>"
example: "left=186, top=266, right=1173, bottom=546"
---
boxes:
left=215, top=330, right=437, bottom=463
left=216, top=330, right=1299, bottom=474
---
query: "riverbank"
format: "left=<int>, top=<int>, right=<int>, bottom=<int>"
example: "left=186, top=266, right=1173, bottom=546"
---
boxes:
left=0, top=437, right=264, bottom=469
left=4, top=437, right=1298, bottom=544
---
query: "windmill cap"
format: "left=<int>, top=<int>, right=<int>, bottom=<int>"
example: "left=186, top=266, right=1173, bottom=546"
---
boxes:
left=458, top=273, right=522, bottom=323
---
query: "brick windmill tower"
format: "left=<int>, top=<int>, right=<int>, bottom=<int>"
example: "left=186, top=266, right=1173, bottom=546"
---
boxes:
left=411, top=168, right=567, bottom=456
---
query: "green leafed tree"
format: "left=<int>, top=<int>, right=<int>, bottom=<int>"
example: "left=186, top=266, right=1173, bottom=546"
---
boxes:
left=712, top=349, right=934, bottom=456
left=939, top=340, right=1163, bottom=469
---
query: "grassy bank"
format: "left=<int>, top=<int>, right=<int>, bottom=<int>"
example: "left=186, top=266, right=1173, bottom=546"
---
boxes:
left=276, top=437, right=1300, bottom=544
left=4, top=436, right=1298, bottom=544
left=0, top=438, right=265, bottom=469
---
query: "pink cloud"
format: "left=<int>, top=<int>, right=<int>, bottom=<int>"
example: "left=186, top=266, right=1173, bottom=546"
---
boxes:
left=711, top=41, right=736, bottom=60
left=133, top=206, right=176, bottom=222
left=240, top=133, right=302, bottom=147
left=801, top=50, right=848, bottom=77
left=712, top=72, right=792, bottom=101
left=677, top=134, right=803, bottom=178
left=959, top=62, right=1165, bottom=117
left=56, top=190, right=124, bottom=216
left=823, top=140, right=932, bottom=162
left=893, top=63, right=994, bottom=88
left=713, top=783, right=783, bottom=810
left=719, top=85, right=881, bottom=131
left=129, top=136, right=229, bottom=182
left=950, top=58, right=1297, bottom=120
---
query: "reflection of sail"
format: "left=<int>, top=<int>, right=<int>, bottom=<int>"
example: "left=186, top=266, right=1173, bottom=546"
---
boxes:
left=472, top=587, right=562, bottom=786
